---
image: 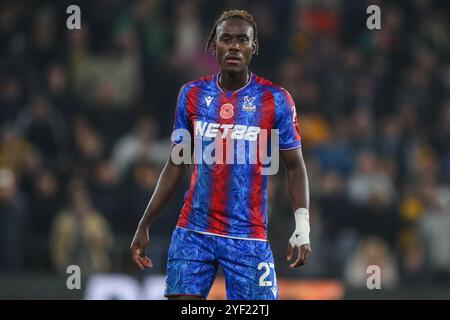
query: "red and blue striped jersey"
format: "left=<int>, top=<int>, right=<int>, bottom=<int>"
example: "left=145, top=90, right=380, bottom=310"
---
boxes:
left=172, top=72, right=301, bottom=240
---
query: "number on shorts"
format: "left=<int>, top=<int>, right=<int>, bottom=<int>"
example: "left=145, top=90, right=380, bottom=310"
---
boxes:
left=258, top=262, right=275, bottom=287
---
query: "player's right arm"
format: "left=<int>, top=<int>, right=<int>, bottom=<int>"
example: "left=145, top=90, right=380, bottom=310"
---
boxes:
left=131, top=84, right=193, bottom=270
left=130, top=149, right=189, bottom=269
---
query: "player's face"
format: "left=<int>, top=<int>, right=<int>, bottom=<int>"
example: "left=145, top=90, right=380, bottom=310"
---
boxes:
left=215, top=18, right=255, bottom=74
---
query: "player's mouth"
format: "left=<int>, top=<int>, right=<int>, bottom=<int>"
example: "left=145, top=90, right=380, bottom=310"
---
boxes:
left=225, top=55, right=242, bottom=65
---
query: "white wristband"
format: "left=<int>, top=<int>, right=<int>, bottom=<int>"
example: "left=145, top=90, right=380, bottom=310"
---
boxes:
left=289, top=208, right=310, bottom=247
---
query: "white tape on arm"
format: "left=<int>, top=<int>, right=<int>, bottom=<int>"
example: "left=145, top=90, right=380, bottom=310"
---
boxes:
left=289, top=208, right=310, bottom=247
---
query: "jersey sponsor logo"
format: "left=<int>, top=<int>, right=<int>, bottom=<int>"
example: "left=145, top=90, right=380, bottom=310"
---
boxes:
left=194, top=120, right=260, bottom=141
left=205, top=96, right=213, bottom=107
left=242, top=96, right=256, bottom=112
left=220, top=103, right=234, bottom=119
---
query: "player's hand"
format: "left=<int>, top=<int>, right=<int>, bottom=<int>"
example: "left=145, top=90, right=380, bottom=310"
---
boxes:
left=287, top=242, right=311, bottom=269
left=130, top=225, right=153, bottom=270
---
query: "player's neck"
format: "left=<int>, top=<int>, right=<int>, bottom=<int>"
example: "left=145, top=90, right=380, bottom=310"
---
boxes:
left=218, top=70, right=250, bottom=92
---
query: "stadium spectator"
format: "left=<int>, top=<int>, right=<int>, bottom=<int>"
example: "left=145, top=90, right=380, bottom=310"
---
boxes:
left=0, top=168, right=27, bottom=273
left=50, top=179, right=113, bottom=274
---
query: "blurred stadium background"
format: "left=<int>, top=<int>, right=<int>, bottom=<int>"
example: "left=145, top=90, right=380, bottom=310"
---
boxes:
left=0, top=0, right=449, bottom=299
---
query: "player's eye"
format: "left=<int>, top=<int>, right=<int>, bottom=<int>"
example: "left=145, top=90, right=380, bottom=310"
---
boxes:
left=222, top=37, right=231, bottom=44
left=239, top=37, right=249, bottom=43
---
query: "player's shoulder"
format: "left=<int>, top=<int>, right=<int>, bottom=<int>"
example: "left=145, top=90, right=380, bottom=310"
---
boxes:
left=252, top=73, right=292, bottom=99
left=179, top=74, right=216, bottom=94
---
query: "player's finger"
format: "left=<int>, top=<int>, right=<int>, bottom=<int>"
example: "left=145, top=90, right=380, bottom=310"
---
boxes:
left=132, top=254, right=144, bottom=270
left=301, top=245, right=311, bottom=263
left=287, top=243, right=294, bottom=261
left=290, top=247, right=304, bottom=269
left=298, top=248, right=308, bottom=266
left=141, top=256, right=153, bottom=268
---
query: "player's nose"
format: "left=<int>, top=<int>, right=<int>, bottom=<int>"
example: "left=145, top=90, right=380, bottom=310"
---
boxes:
left=228, top=39, right=240, bottom=50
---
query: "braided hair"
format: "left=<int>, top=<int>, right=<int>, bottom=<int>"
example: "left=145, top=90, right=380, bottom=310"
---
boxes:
left=206, top=10, right=259, bottom=55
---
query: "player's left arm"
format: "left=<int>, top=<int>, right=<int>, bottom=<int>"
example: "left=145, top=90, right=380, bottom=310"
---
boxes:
left=280, top=147, right=311, bottom=269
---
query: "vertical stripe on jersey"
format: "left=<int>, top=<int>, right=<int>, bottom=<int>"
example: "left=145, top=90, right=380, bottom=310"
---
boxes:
left=206, top=91, right=237, bottom=235
left=248, top=89, right=275, bottom=238
left=177, top=86, right=200, bottom=228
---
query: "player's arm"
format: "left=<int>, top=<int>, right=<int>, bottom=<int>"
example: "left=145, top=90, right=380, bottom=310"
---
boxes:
left=280, top=147, right=311, bottom=269
left=130, top=144, right=189, bottom=269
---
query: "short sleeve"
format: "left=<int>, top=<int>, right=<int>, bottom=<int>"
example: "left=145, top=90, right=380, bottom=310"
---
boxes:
left=275, top=90, right=302, bottom=150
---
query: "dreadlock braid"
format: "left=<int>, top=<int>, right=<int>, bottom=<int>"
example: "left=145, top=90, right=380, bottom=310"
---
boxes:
left=206, top=10, right=259, bottom=55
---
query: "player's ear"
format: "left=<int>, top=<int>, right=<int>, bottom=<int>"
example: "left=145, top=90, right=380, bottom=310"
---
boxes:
left=252, top=41, right=256, bottom=55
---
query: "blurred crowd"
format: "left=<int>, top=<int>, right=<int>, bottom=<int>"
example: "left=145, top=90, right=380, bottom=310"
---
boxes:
left=0, top=0, right=449, bottom=289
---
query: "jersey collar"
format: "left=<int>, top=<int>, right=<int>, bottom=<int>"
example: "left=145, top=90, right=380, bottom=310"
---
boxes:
left=215, top=72, right=254, bottom=94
